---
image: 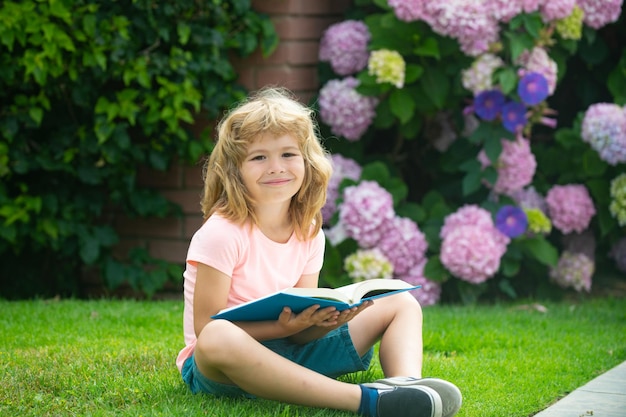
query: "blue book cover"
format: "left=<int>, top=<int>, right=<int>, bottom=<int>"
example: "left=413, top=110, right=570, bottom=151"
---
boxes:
left=211, top=279, right=421, bottom=322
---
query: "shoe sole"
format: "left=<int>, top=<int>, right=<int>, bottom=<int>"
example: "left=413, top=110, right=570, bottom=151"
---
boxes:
left=365, top=377, right=461, bottom=417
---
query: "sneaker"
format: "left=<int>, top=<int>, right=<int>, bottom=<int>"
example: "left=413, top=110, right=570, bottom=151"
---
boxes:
left=364, top=377, right=462, bottom=417
left=367, top=385, right=442, bottom=417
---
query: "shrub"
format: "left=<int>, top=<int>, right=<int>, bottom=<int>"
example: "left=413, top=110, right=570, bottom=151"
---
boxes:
left=317, top=0, right=626, bottom=303
left=0, top=0, right=277, bottom=298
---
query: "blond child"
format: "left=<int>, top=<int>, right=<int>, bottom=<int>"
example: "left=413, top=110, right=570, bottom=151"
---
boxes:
left=176, top=87, right=462, bottom=417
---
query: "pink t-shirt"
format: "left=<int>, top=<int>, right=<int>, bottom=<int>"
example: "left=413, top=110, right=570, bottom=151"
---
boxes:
left=176, top=214, right=325, bottom=371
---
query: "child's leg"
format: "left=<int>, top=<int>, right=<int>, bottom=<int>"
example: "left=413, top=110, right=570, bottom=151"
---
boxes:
left=194, top=319, right=362, bottom=412
left=348, top=292, right=423, bottom=377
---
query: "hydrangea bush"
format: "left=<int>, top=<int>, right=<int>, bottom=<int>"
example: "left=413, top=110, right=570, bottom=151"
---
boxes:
left=316, top=0, right=625, bottom=304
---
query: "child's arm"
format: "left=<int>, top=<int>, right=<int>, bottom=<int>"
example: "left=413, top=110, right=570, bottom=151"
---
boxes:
left=193, top=263, right=337, bottom=341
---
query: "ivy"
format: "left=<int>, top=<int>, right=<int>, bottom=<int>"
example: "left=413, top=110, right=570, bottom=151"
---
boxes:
left=0, top=0, right=277, bottom=298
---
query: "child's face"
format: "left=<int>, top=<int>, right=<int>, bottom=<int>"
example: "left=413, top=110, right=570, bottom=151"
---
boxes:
left=241, top=132, right=305, bottom=208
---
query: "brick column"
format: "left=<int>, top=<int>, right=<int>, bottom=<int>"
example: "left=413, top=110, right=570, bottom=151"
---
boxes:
left=235, top=0, right=351, bottom=104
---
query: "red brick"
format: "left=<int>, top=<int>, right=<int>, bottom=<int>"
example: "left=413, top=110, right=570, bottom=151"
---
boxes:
left=183, top=163, right=204, bottom=188
left=273, top=16, right=341, bottom=40
left=148, top=239, right=189, bottom=264
left=257, top=66, right=318, bottom=91
left=161, top=189, right=202, bottom=214
left=252, top=0, right=352, bottom=15
left=184, top=215, right=204, bottom=239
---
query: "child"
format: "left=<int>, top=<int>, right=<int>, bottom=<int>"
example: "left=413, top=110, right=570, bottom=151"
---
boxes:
left=176, top=87, right=462, bottom=417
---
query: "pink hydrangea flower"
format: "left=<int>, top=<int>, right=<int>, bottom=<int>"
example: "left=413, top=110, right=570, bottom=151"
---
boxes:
left=545, top=184, right=596, bottom=234
left=462, top=53, right=505, bottom=95
left=424, top=1, right=500, bottom=56
left=397, top=261, right=441, bottom=306
left=440, top=224, right=508, bottom=284
left=577, top=0, right=624, bottom=29
left=581, top=103, right=626, bottom=166
left=488, top=0, right=542, bottom=22
left=439, top=205, right=509, bottom=283
left=339, top=181, right=395, bottom=247
left=440, top=204, right=502, bottom=241
left=319, top=20, right=371, bottom=76
left=549, top=251, right=594, bottom=292
left=517, top=47, right=558, bottom=95
left=477, top=136, right=537, bottom=195
left=323, top=154, right=362, bottom=223
left=539, top=0, right=576, bottom=21
left=318, top=77, right=378, bottom=141
left=376, top=216, right=428, bottom=275
left=388, top=0, right=429, bottom=22
left=510, top=186, right=548, bottom=213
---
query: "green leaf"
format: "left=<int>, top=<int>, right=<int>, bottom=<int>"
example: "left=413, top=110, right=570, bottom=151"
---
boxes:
left=423, top=256, right=449, bottom=282
left=483, top=134, right=503, bottom=164
left=521, top=236, right=558, bottom=267
left=496, top=67, right=518, bottom=95
left=389, top=88, right=416, bottom=124
left=28, top=107, right=44, bottom=126
left=414, top=37, right=440, bottom=59
left=405, top=64, right=424, bottom=84
left=420, top=69, right=449, bottom=109
left=462, top=170, right=482, bottom=196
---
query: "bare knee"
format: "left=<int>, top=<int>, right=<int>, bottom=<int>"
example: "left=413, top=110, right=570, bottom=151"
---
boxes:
left=378, top=292, right=423, bottom=320
left=195, top=319, right=249, bottom=367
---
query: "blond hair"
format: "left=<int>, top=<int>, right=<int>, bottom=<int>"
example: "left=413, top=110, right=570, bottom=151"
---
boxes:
left=201, top=87, right=333, bottom=240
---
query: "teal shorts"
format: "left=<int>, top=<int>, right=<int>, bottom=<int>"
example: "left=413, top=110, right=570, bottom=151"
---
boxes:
left=181, top=323, right=373, bottom=397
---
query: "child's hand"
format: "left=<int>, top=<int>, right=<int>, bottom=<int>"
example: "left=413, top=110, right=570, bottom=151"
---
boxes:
left=276, top=305, right=339, bottom=334
left=327, top=300, right=373, bottom=328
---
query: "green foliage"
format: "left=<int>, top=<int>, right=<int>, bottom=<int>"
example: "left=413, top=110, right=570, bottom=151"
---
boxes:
left=0, top=0, right=277, bottom=298
left=320, top=4, right=626, bottom=303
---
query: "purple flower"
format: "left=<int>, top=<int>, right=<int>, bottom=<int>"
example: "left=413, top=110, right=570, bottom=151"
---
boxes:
left=319, top=20, right=371, bottom=76
left=495, top=205, right=528, bottom=238
left=474, top=90, right=505, bottom=121
left=501, top=101, right=527, bottom=133
left=518, top=72, right=549, bottom=105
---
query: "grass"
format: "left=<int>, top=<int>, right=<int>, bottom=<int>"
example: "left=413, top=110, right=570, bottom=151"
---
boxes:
left=1, top=297, right=625, bottom=417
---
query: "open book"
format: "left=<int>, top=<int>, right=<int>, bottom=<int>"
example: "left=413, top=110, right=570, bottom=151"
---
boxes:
left=211, top=279, right=420, bottom=322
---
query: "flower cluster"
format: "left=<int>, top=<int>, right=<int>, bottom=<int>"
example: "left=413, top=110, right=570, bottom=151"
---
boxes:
left=555, top=5, right=584, bottom=40
left=609, top=173, right=626, bottom=226
left=462, top=53, right=504, bottom=96
left=539, top=0, right=576, bottom=22
left=477, top=136, right=537, bottom=195
left=495, top=205, right=528, bottom=238
left=376, top=216, right=428, bottom=275
left=578, top=0, right=623, bottom=29
left=398, top=260, right=442, bottom=307
left=425, top=1, right=500, bottom=56
left=581, top=103, right=626, bottom=166
left=545, top=184, right=596, bottom=234
left=524, top=208, right=552, bottom=235
left=440, top=205, right=509, bottom=283
left=388, top=0, right=428, bottom=22
left=323, top=154, right=362, bottom=223
left=338, top=180, right=395, bottom=247
left=318, top=77, right=378, bottom=141
left=319, top=20, right=371, bottom=76
left=368, top=49, right=406, bottom=88
left=609, top=238, right=626, bottom=273
left=344, top=248, right=394, bottom=282
left=511, top=186, right=548, bottom=213
left=549, top=251, right=594, bottom=292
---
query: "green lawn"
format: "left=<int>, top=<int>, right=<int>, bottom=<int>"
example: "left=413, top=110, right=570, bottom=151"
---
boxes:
left=1, top=297, right=624, bottom=417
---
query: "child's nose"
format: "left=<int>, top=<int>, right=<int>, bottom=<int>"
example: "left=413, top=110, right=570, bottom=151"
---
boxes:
left=267, top=158, right=286, bottom=173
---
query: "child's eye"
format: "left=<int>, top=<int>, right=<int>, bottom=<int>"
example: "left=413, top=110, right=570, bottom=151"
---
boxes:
left=250, top=155, right=265, bottom=161
left=283, top=152, right=298, bottom=158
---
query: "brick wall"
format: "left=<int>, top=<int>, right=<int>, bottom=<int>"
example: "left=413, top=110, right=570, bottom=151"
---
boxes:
left=107, top=0, right=351, bottom=293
